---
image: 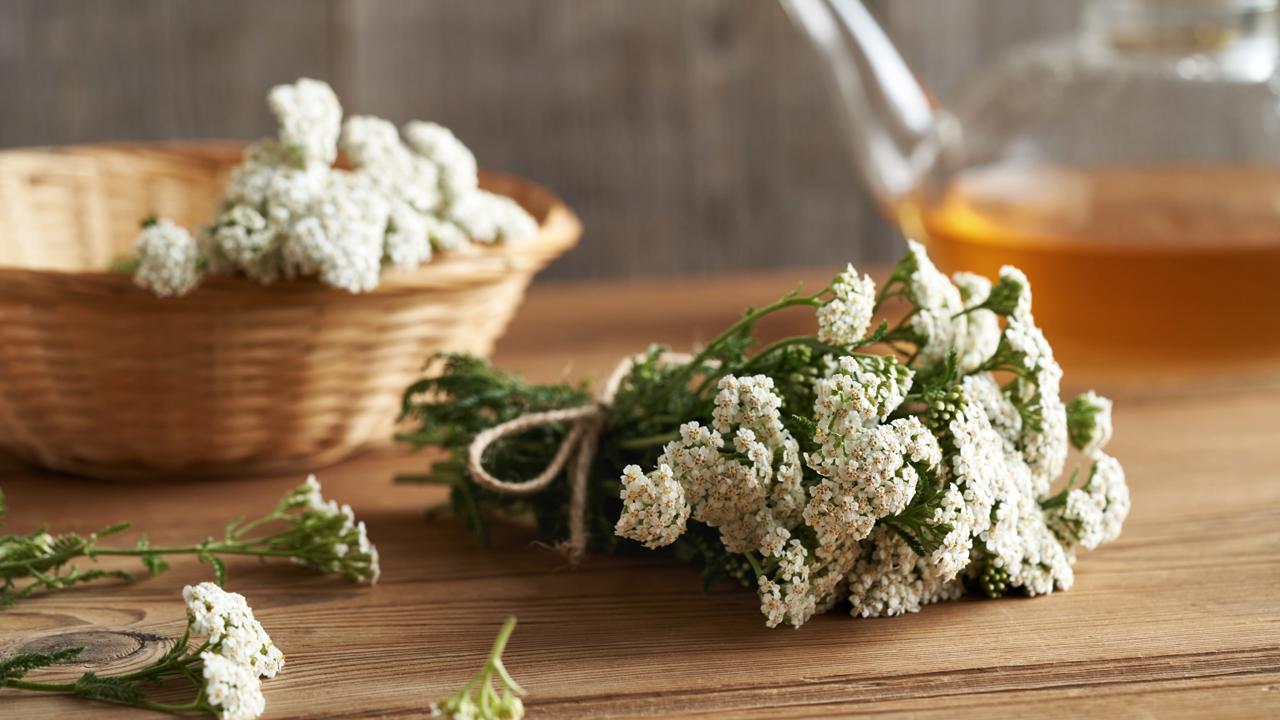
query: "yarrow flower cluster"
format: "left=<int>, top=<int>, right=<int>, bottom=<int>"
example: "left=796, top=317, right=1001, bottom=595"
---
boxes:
left=816, top=264, right=876, bottom=345
left=0, top=474, right=378, bottom=607
left=133, top=217, right=201, bottom=297
left=277, top=474, right=382, bottom=583
left=183, top=583, right=284, bottom=719
left=130, top=77, right=538, bottom=297
left=891, top=241, right=1002, bottom=373
left=404, top=241, right=1131, bottom=629
left=0, top=583, right=282, bottom=720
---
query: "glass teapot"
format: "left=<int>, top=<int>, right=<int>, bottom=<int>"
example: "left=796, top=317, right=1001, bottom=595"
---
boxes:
left=784, top=0, right=1280, bottom=361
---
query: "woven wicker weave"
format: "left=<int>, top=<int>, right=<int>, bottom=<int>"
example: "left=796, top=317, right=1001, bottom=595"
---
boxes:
left=0, top=143, right=579, bottom=480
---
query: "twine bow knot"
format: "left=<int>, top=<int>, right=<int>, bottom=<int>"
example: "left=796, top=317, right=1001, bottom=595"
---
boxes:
left=465, top=352, right=694, bottom=562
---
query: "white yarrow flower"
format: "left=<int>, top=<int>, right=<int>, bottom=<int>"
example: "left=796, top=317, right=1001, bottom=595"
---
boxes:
left=817, top=265, right=876, bottom=346
left=385, top=200, right=434, bottom=270
left=450, top=189, right=538, bottom=244
left=182, top=583, right=285, bottom=679
left=615, top=464, right=691, bottom=549
left=342, top=115, right=443, bottom=215
left=280, top=173, right=388, bottom=293
left=128, top=79, right=539, bottom=296
left=201, top=651, right=267, bottom=720
left=404, top=120, right=480, bottom=200
left=1055, top=451, right=1130, bottom=551
left=133, top=219, right=201, bottom=297
left=951, top=271, right=1002, bottom=372
left=846, top=527, right=962, bottom=618
left=268, top=78, right=342, bottom=166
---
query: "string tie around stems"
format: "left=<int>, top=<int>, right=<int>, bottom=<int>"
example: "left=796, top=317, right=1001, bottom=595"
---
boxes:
left=465, top=351, right=695, bottom=563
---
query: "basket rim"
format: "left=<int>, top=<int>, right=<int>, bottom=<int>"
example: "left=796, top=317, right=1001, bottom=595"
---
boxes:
left=0, top=141, right=581, bottom=297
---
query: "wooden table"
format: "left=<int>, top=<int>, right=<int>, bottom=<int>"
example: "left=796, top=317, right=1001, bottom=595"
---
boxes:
left=3, top=270, right=1279, bottom=718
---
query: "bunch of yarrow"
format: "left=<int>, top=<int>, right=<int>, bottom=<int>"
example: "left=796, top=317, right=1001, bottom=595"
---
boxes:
left=0, top=475, right=379, bottom=607
left=127, top=78, right=538, bottom=297
left=1, top=583, right=281, bottom=720
left=399, top=241, right=1129, bottom=628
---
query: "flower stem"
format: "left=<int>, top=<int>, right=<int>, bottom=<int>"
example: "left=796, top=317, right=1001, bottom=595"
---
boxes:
left=488, top=617, right=518, bottom=666
left=0, top=541, right=301, bottom=574
left=136, top=698, right=204, bottom=713
left=662, top=295, right=823, bottom=397
left=616, top=431, right=680, bottom=450
left=2, top=679, right=76, bottom=693
left=228, top=513, right=282, bottom=539
left=487, top=617, right=524, bottom=695
left=3, top=678, right=202, bottom=713
left=92, top=545, right=300, bottom=559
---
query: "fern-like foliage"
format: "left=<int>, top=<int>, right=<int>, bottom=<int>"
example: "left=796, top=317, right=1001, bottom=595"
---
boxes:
left=0, top=647, right=83, bottom=682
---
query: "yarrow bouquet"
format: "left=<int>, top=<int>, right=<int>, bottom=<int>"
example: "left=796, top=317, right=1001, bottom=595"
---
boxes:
left=400, top=241, right=1130, bottom=628
left=1, top=583, right=282, bottom=719
left=0, top=475, right=379, bottom=607
left=126, top=78, right=538, bottom=297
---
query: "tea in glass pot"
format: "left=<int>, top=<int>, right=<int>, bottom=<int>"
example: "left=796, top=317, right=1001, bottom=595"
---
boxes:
left=786, top=0, right=1280, bottom=360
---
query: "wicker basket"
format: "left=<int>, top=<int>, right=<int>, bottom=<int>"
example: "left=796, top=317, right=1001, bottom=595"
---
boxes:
left=0, top=143, right=579, bottom=480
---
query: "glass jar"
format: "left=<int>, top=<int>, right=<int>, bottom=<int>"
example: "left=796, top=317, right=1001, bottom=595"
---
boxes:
left=788, top=0, right=1280, bottom=361
left=905, top=0, right=1280, bottom=358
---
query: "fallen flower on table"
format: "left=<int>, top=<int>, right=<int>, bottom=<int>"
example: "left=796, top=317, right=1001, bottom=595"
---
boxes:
left=431, top=616, right=526, bottom=720
left=0, top=582, right=282, bottom=719
left=0, top=475, right=379, bottom=607
left=399, top=241, right=1130, bottom=628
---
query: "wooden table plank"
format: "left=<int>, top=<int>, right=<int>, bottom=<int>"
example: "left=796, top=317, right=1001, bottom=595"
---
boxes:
left=2, top=269, right=1279, bottom=719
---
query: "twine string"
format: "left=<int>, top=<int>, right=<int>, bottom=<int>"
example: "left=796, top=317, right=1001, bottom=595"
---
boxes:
left=465, top=352, right=693, bottom=562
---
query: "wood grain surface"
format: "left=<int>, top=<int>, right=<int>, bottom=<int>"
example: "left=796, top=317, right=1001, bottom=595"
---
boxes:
left=0, top=0, right=1081, bottom=281
left=2, top=269, right=1279, bottom=718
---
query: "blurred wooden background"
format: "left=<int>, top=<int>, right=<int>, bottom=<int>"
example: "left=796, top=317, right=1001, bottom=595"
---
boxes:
left=0, top=0, right=1080, bottom=281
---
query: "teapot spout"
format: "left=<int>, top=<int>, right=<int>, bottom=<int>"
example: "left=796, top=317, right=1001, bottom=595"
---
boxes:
left=782, top=0, right=938, bottom=207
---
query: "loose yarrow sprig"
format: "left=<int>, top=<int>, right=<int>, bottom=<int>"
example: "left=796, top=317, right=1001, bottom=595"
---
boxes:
left=398, top=241, right=1130, bottom=628
left=0, top=583, right=281, bottom=719
left=430, top=617, right=526, bottom=720
left=124, top=78, right=538, bottom=297
left=0, top=475, right=379, bottom=607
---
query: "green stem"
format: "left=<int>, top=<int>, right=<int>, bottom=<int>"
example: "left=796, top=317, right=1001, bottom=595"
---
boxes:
left=744, top=334, right=876, bottom=369
left=749, top=335, right=827, bottom=362
left=661, top=295, right=822, bottom=397
left=880, top=310, right=921, bottom=341
left=3, top=679, right=76, bottom=693
left=616, top=431, right=680, bottom=450
left=228, top=513, right=282, bottom=539
left=692, top=319, right=844, bottom=397
left=0, top=547, right=85, bottom=573
left=884, top=342, right=913, bottom=359
left=5, top=678, right=203, bottom=713
left=873, top=281, right=907, bottom=313
left=0, top=539, right=304, bottom=575
left=488, top=617, right=517, bottom=663
left=115, top=640, right=208, bottom=683
left=92, top=546, right=299, bottom=559
left=136, top=698, right=204, bottom=713
left=487, top=617, right=524, bottom=695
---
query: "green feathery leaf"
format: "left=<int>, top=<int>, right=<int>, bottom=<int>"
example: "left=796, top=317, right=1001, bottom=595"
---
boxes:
left=73, top=673, right=144, bottom=704
left=0, top=647, right=83, bottom=682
